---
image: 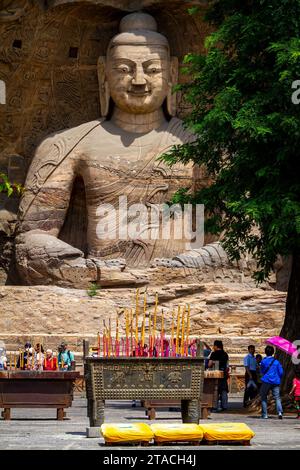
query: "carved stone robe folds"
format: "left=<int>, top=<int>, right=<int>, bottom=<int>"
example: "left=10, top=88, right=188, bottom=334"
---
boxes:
left=15, top=117, right=195, bottom=285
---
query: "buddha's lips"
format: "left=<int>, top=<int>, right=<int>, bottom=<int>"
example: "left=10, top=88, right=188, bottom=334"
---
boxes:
left=128, top=91, right=151, bottom=96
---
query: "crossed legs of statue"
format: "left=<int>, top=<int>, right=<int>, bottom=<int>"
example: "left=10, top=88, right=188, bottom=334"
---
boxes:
left=15, top=231, right=239, bottom=288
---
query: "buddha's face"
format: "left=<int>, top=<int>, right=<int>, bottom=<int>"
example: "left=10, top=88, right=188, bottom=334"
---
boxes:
left=106, top=44, right=170, bottom=114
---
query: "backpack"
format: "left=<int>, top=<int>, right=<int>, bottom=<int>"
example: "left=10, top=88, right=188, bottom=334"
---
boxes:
left=58, top=350, right=72, bottom=369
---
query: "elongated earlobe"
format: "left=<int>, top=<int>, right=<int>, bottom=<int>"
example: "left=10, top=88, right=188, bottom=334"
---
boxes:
left=97, top=56, right=110, bottom=117
left=167, top=56, right=178, bottom=117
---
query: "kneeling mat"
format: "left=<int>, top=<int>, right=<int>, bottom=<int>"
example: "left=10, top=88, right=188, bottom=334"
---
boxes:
left=101, top=423, right=154, bottom=443
left=151, top=423, right=203, bottom=442
left=199, top=423, right=255, bottom=441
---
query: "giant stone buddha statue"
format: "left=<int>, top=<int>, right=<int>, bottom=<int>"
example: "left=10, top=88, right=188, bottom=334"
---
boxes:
left=15, top=12, right=228, bottom=287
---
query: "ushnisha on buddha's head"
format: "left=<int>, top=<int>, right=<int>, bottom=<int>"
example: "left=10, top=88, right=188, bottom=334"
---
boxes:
left=98, top=12, right=178, bottom=117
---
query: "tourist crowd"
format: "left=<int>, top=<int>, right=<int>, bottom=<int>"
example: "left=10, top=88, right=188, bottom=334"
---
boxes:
left=0, top=341, right=75, bottom=371
left=204, top=340, right=300, bottom=419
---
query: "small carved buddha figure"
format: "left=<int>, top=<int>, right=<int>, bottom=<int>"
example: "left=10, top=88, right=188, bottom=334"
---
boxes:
left=15, top=12, right=226, bottom=287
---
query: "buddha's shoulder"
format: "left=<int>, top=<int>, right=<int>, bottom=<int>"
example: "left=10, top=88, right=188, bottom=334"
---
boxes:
left=165, top=117, right=195, bottom=145
left=34, top=119, right=104, bottom=155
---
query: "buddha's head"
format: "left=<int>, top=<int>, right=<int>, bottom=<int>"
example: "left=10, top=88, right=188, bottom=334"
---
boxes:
left=98, top=12, right=178, bottom=117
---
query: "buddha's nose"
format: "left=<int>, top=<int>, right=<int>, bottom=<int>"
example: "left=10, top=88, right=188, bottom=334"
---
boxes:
left=132, top=64, right=146, bottom=86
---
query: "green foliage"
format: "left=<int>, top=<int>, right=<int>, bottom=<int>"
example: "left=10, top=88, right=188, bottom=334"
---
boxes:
left=87, top=282, right=101, bottom=298
left=163, top=0, right=300, bottom=282
left=0, top=173, right=23, bottom=197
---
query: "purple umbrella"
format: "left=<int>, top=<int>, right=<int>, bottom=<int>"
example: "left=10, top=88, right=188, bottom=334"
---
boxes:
left=266, top=336, right=298, bottom=356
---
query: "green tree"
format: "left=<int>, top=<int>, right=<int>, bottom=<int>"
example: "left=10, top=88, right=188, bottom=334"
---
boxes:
left=163, top=0, right=300, bottom=391
left=0, top=173, right=22, bottom=197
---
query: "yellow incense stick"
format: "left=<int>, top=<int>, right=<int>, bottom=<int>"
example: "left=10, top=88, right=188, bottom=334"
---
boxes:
left=97, top=331, right=100, bottom=353
left=176, top=306, right=181, bottom=355
left=181, top=305, right=186, bottom=356
left=108, top=318, right=112, bottom=357
left=186, top=304, right=190, bottom=354
left=135, top=289, right=139, bottom=343
left=141, top=293, right=146, bottom=347
left=149, top=312, right=152, bottom=348
left=153, top=293, right=158, bottom=337
left=103, top=320, right=107, bottom=356
left=171, top=310, right=175, bottom=353
left=160, top=309, right=164, bottom=357
left=130, top=308, right=133, bottom=349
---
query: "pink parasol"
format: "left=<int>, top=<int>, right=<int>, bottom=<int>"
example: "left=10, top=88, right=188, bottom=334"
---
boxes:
left=266, top=336, right=298, bottom=356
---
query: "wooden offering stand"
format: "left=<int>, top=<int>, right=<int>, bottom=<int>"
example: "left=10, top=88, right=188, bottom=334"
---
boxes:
left=0, top=370, right=79, bottom=420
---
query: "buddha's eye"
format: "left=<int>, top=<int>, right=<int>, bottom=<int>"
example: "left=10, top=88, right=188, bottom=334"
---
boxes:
left=146, top=67, right=160, bottom=74
left=117, top=65, right=132, bottom=73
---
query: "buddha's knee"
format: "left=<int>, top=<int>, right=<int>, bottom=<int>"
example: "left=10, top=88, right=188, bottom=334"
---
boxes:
left=15, top=231, right=98, bottom=287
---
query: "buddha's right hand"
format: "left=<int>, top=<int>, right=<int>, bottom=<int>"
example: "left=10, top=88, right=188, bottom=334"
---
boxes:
left=15, top=231, right=98, bottom=288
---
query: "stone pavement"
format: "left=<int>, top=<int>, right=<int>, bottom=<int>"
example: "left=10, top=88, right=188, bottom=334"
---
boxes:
left=0, top=396, right=299, bottom=450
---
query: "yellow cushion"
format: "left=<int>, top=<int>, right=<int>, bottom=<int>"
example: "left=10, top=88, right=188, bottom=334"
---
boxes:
left=101, top=423, right=154, bottom=443
left=199, top=423, right=255, bottom=441
left=150, top=423, right=203, bottom=442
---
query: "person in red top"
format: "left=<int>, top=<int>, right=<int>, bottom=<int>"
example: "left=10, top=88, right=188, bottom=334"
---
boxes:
left=43, top=349, right=58, bottom=371
left=289, top=370, right=300, bottom=419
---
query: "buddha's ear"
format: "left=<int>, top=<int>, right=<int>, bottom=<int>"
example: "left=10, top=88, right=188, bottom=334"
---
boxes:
left=97, top=56, right=110, bottom=117
left=167, top=56, right=178, bottom=117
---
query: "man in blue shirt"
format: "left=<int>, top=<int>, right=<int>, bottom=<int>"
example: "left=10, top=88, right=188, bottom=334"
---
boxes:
left=260, top=345, right=283, bottom=419
left=243, top=345, right=258, bottom=407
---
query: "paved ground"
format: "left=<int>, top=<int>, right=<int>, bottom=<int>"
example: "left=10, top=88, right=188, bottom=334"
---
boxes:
left=0, top=395, right=299, bottom=450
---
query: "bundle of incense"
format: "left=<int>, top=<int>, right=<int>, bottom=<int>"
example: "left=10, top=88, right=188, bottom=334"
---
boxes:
left=135, top=289, right=139, bottom=347
left=103, top=320, right=107, bottom=356
left=104, top=330, right=107, bottom=357
left=108, top=319, right=112, bottom=357
left=148, top=311, right=152, bottom=354
left=153, top=293, right=158, bottom=355
left=181, top=306, right=186, bottom=356
left=115, top=315, right=120, bottom=357
left=171, top=311, right=175, bottom=357
left=160, top=310, right=164, bottom=357
left=185, top=305, right=190, bottom=356
left=130, top=309, right=133, bottom=356
left=141, top=293, right=146, bottom=349
left=175, top=306, right=181, bottom=356
left=125, top=310, right=129, bottom=356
